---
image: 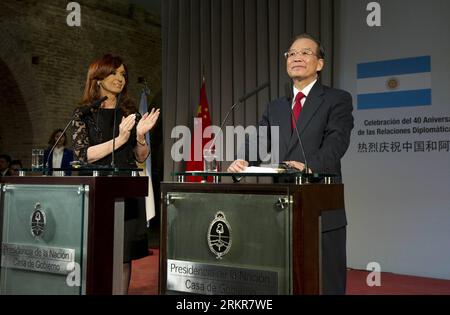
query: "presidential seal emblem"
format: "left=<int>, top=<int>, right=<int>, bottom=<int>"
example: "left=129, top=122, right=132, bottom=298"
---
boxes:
left=30, top=203, right=46, bottom=239
left=207, top=212, right=232, bottom=259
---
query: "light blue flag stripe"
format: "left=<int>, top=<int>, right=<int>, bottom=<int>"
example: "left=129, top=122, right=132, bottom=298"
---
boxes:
left=357, top=89, right=431, bottom=110
left=357, top=56, right=431, bottom=79
left=139, top=89, right=155, bottom=225
left=139, top=90, right=152, bottom=175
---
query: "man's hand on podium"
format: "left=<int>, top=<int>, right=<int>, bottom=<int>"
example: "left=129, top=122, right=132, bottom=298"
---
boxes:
left=284, top=161, right=312, bottom=173
left=227, top=159, right=249, bottom=172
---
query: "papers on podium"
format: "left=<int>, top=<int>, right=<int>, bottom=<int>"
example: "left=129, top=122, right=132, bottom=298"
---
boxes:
left=240, top=165, right=285, bottom=173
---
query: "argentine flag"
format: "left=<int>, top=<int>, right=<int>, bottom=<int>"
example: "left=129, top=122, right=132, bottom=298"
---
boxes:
left=139, top=88, right=155, bottom=224
left=357, top=56, right=431, bottom=110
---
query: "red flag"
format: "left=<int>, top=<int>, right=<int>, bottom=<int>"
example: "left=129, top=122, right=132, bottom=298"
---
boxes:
left=185, top=79, right=212, bottom=182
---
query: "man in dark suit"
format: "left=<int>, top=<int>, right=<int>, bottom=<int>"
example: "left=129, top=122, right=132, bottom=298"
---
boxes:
left=228, top=33, right=354, bottom=294
left=0, top=154, right=12, bottom=176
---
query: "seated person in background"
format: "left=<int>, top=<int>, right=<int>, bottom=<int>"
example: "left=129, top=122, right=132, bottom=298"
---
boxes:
left=9, top=160, right=23, bottom=176
left=0, top=154, right=12, bottom=176
left=44, top=128, right=74, bottom=176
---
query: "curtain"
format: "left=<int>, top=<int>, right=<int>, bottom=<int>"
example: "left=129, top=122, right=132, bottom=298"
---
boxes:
left=162, top=0, right=334, bottom=180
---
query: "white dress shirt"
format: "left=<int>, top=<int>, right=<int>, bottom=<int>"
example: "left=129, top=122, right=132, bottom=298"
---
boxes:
left=52, top=147, right=64, bottom=176
left=292, top=79, right=317, bottom=109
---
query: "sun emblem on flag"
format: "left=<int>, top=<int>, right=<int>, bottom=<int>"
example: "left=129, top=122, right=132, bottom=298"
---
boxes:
left=387, top=78, right=399, bottom=90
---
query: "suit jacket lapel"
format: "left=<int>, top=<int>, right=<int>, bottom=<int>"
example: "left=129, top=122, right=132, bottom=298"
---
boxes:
left=278, top=99, right=292, bottom=155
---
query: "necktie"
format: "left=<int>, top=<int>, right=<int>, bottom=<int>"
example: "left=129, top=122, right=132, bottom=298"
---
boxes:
left=291, top=91, right=305, bottom=130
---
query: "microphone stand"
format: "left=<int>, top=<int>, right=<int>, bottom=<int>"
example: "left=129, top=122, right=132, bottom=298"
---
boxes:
left=285, top=82, right=310, bottom=184
left=111, top=93, right=122, bottom=170
left=207, top=101, right=239, bottom=151
left=207, top=83, right=269, bottom=183
left=44, top=121, right=72, bottom=176
left=208, top=82, right=269, bottom=151
left=44, top=96, right=108, bottom=175
left=290, top=110, right=310, bottom=183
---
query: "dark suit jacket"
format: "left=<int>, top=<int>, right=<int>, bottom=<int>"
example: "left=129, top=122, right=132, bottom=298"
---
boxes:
left=44, top=148, right=74, bottom=175
left=252, top=81, right=354, bottom=231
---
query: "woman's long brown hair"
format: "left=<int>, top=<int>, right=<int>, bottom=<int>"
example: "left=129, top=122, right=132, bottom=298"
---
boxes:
left=80, top=54, right=136, bottom=115
left=47, top=128, right=66, bottom=146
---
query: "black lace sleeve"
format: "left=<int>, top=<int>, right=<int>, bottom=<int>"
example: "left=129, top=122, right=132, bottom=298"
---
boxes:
left=72, top=107, right=90, bottom=162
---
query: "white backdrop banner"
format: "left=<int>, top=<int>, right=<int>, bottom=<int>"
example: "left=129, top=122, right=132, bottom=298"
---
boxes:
left=335, top=0, right=450, bottom=279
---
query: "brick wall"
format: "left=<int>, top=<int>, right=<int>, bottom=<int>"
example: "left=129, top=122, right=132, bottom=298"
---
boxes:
left=0, top=0, right=161, bottom=167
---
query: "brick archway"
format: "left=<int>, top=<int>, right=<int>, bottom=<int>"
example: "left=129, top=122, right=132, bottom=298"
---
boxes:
left=0, top=0, right=162, bottom=166
left=0, top=59, right=33, bottom=164
left=0, top=30, right=35, bottom=165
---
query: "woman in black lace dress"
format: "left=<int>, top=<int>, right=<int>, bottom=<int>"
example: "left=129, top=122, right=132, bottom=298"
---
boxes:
left=72, top=54, right=160, bottom=294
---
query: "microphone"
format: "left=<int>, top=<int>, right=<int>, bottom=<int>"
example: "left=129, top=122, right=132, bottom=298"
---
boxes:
left=44, top=96, right=108, bottom=175
left=208, top=82, right=269, bottom=150
left=284, top=82, right=310, bottom=176
left=78, top=96, right=108, bottom=115
left=111, top=93, right=122, bottom=168
left=237, top=83, right=270, bottom=103
left=208, top=83, right=269, bottom=182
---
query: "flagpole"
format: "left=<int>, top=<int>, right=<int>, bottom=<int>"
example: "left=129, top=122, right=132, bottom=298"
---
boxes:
left=138, top=81, right=155, bottom=223
left=201, top=64, right=205, bottom=84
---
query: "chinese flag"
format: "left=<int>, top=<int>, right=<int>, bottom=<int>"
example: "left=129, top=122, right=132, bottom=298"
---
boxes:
left=185, top=79, right=212, bottom=182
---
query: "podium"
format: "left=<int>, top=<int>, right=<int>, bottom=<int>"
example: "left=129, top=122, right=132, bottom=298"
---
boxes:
left=0, top=175, right=148, bottom=295
left=160, top=172, right=344, bottom=295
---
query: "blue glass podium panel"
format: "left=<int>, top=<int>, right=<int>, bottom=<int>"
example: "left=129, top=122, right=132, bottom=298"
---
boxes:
left=1, top=184, right=88, bottom=295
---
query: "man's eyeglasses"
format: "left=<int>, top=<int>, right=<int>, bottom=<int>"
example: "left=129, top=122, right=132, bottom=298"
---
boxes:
left=284, top=49, right=317, bottom=59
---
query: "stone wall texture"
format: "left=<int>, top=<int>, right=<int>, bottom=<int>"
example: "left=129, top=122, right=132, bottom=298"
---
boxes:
left=0, top=0, right=161, bottom=166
